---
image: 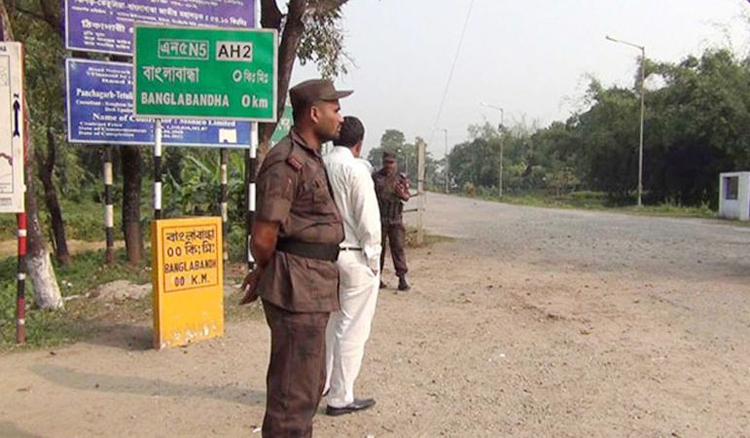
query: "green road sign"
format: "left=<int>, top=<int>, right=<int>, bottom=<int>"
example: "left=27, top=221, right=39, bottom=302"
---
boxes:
left=133, top=25, right=277, bottom=121
left=271, top=105, right=292, bottom=144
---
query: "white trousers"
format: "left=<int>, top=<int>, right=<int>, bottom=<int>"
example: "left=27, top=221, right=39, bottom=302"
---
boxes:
left=324, top=250, right=380, bottom=408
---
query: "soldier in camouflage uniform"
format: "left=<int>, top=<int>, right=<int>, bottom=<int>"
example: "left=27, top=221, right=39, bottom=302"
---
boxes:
left=372, top=151, right=411, bottom=291
left=240, top=79, right=351, bottom=438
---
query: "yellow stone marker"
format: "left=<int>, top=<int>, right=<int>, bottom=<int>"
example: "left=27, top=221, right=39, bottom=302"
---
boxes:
left=152, top=217, right=224, bottom=349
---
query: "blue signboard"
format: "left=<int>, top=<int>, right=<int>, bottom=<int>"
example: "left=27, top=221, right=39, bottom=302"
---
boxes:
left=66, top=59, right=251, bottom=148
left=65, top=0, right=255, bottom=55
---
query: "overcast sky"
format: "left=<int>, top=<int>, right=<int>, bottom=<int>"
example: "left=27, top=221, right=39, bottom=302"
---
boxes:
left=292, top=0, right=750, bottom=158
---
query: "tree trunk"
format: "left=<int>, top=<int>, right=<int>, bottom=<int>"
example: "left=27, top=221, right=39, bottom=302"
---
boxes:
left=39, top=123, right=70, bottom=266
left=258, top=0, right=308, bottom=155
left=121, top=145, right=144, bottom=264
left=26, top=177, right=63, bottom=309
left=0, top=1, right=62, bottom=310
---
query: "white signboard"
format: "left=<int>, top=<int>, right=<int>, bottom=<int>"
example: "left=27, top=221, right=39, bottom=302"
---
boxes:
left=0, top=42, right=24, bottom=213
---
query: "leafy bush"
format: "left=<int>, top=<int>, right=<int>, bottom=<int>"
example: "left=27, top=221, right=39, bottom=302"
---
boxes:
left=163, top=150, right=246, bottom=224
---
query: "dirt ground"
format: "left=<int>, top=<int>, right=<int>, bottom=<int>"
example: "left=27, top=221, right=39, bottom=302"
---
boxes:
left=1, top=193, right=749, bottom=437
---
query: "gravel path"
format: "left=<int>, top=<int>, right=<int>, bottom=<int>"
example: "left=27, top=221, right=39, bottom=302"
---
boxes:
left=1, top=193, right=748, bottom=437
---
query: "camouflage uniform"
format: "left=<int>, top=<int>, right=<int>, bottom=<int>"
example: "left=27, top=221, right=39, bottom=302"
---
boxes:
left=255, top=130, right=344, bottom=438
left=373, top=169, right=409, bottom=277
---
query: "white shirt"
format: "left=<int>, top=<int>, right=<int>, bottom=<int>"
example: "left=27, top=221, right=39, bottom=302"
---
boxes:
left=324, top=146, right=382, bottom=271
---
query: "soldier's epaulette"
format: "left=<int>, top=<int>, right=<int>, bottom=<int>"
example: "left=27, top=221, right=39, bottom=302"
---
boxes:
left=286, top=155, right=304, bottom=171
left=286, top=153, right=305, bottom=172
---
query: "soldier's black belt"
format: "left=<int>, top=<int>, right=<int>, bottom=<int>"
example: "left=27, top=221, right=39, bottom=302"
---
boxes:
left=276, top=239, right=339, bottom=262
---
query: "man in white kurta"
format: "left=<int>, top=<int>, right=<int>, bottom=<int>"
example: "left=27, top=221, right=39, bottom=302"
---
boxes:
left=323, top=116, right=382, bottom=416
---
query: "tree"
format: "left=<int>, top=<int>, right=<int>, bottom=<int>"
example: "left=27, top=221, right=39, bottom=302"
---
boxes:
left=0, top=0, right=62, bottom=309
left=365, top=129, right=405, bottom=170
left=121, top=146, right=144, bottom=264
left=646, top=50, right=750, bottom=205
left=573, top=80, right=641, bottom=200
left=257, top=0, right=352, bottom=154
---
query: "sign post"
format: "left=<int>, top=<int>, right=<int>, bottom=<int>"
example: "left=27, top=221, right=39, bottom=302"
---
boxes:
left=64, top=0, right=257, bottom=260
left=65, top=0, right=255, bottom=56
left=0, top=42, right=24, bottom=213
left=134, top=23, right=277, bottom=266
left=133, top=25, right=277, bottom=121
left=133, top=25, right=277, bottom=347
left=66, top=59, right=253, bottom=148
left=0, top=42, right=26, bottom=343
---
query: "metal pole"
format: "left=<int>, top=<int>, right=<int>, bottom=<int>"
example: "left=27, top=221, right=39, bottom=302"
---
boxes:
left=247, top=124, right=257, bottom=270
left=480, top=102, right=505, bottom=198
left=638, top=46, right=645, bottom=207
left=104, top=147, right=115, bottom=265
left=417, top=139, right=426, bottom=245
left=16, top=212, right=27, bottom=344
left=220, top=148, right=229, bottom=261
left=605, top=35, right=645, bottom=207
left=498, top=109, right=504, bottom=199
left=154, top=119, right=163, bottom=220
left=443, top=129, right=449, bottom=193
left=245, top=0, right=260, bottom=270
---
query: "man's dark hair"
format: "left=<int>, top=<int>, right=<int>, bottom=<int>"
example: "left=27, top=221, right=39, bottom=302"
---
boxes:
left=335, top=116, right=365, bottom=147
left=292, top=103, right=309, bottom=123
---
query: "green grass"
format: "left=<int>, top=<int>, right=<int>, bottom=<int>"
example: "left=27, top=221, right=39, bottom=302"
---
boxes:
left=462, top=190, right=718, bottom=220
left=0, top=198, right=159, bottom=242
left=0, top=214, right=15, bottom=240
left=0, top=248, right=152, bottom=350
left=617, top=203, right=716, bottom=218
left=0, top=199, right=125, bottom=241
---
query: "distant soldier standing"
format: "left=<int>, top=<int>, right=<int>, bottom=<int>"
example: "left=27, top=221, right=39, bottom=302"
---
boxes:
left=240, top=78, right=351, bottom=437
left=373, top=151, right=411, bottom=291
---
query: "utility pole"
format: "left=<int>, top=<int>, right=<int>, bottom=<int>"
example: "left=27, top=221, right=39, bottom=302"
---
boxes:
left=606, top=35, right=646, bottom=207
left=498, top=122, right=504, bottom=198
left=481, top=102, right=505, bottom=198
left=442, top=128, right=449, bottom=193
left=416, top=139, right=426, bottom=245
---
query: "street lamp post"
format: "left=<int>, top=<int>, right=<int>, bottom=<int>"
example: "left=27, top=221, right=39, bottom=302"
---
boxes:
left=481, top=102, right=504, bottom=198
left=606, top=35, right=645, bottom=207
left=442, top=128, right=449, bottom=193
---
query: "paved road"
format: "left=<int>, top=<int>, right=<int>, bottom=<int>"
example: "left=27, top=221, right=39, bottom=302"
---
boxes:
left=415, top=192, right=750, bottom=282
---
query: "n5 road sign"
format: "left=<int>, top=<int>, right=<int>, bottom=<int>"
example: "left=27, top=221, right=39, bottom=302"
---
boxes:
left=134, top=25, right=277, bottom=121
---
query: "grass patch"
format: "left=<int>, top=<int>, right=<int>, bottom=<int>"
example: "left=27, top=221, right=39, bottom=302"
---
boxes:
left=0, top=200, right=120, bottom=241
left=0, top=248, right=152, bottom=350
left=462, top=191, right=719, bottom=220
left=617, top=203, right=715, bottom=218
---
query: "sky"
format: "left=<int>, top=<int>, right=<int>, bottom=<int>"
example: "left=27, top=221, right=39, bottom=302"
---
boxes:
left=291, top=0, right=750, bottom=159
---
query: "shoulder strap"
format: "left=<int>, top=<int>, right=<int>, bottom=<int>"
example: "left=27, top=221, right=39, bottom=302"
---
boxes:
left=286, top=143, right=307, bottom=172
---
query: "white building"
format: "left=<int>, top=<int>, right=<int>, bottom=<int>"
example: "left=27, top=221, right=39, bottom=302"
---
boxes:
left=718, top=171, right=750, bottom=221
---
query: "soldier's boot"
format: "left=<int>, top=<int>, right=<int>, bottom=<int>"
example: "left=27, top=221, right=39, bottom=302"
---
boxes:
left=397, top=275, right=410, bottom=291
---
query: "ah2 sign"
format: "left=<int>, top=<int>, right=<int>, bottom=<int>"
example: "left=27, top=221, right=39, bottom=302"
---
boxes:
left=216, top=42, right=253, bottom=62
left=134, top=25, right=277, bottom=121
